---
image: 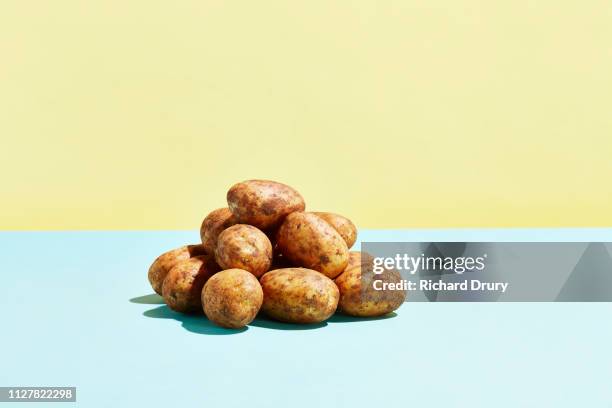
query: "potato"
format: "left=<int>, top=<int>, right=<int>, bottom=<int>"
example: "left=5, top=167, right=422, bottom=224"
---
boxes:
left=276, top=212, right=349, bottom=279
left=162, top=255, right=220, bottom=313
left=334, top=256, right=406, bottom=317
left=345, top=251, right=375, bottom=271
left=227, top=180, right=305, bottom=230
left=202, top=268, right=263, bottom=328
left=312, top=212, right=357, bottom=248
left=215, top=224, right=272, bottom=278
left=148, top=244, right=208, bottom=295
left=260, top=268, right=339, bottom=324
left=200, top=208, right=237, bottom=253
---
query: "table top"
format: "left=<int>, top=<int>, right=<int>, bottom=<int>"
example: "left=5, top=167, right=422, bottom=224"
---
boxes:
left=2, top=229, right=611, bottom=407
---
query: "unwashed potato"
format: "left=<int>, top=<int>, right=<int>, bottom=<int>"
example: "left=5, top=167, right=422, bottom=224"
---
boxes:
left=345, top=251, right=374, bottom=271
left=276, top=212, right=348, bottom=279
left=260, top=268, right=339, bottom=324
left=200, top=208, right=237, bottom=253
left=334, top=254, right=406, bottom=317
left=215, top=224, right=272, bottom=278
left=148, top=244, right=208, bottom=295
left=202, top=268, right=263, bottom=328
left=312, top=212, right=357, bottom=249
left=162, top=256, right=220, bottom=313
left=227, top=180, right=305, bottom=230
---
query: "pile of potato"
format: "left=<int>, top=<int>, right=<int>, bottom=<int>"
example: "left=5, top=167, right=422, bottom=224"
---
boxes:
left=148, top=180, right=405, bottom=329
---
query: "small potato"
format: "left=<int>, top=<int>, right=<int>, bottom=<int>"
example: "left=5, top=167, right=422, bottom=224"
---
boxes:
left=162, top=256, right=220, bottom=313
left=200, top=208, right=237, bottom=253
left=312, top=212, right=357, bottom=249
left=260, top=268, right=339, bottom=324
left=215, top=224, right=272, bottom=278
left=203, top=269, right=263, bottom=328
left=148, top=244, right=208, bottom=295
left=276, top=212, right=349, bottom=279
left=227, top=180, right=305, bottom=230
left=334, top=258, right=406, bottom=317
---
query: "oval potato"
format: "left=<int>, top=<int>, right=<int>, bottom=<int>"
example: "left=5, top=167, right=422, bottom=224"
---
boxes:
left=312, top=212, right=357, bottom=249
left=334, top=257, right=406, bottom=317
left=161, top=256, right=220, bottom=313
left=227, top=180, right=305, bottom=230
left=202, top=268, right=263, bottom=328
left=260, top=268, right=339, bottom=324
left=215, top=224, right=273, bottom=278
left=148, top=244, right=208, bottom=295
left=200, top=208, right=237, bottom=253
left=276, top=212, right=349, bottom=279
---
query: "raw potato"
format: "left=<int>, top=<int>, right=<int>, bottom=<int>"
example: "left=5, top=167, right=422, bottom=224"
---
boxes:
left=202, top=269, right=263, bottom=328
left=312, top=212, right=357, bottom=249
left=148, top=244, right=208, bottom=295
left=227, top=180, right=305, bottom=230
left=260, top=268, right=339, bottom=324
left=334, top=256, right=406, bottom=317
left=345, top=251, right=374, bottom=272
left=215, top=224, right=273, bottom=278
left=200, top=208, right=237, bottom=253
left=276, top=212, right=349, bottom=279
left=162, top=256, right=220, bottom=313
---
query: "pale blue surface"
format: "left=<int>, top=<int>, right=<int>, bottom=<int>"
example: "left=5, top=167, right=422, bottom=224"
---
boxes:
left=1, top=230, right=612, bottom=408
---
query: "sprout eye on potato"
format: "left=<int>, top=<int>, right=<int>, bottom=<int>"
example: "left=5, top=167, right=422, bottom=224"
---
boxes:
left=162, top=255, right=220, bottom=313
left=227, top=180, right=305, bottom=230
left=335, top=252, right=406, bottom=317
left=215, top=224, right=273, bottom=278
left=260, top=268, right=339, bottom=324
left=276, top=212, right=349, bottom=279
left=203, top=268, right=263, bottom=329
left=148, top=244, right=208, bottom=295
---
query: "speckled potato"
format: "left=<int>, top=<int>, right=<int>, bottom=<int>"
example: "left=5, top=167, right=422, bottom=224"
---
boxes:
left=215, top=224, right=272, bottom=278
left=162, top=256, right=220, bottom=313
left=200, top=208, right=237, bottom=253
left=227, top=180, right=305, bottom=230
left=260, top=268, right=339, bottom=324
left=345, top=251, right=375, bottom=272
left=334, top=259, right=406, bottom=317
left=276, top=212, right=349, bottom=279
left=148, top=244, right=208, bottom=295
left=312, top=212, right=357, bottom=249
left=202, top=269, right=263, bottom=328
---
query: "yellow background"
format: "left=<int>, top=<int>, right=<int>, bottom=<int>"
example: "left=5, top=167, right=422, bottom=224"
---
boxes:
left=1, top=1, right=611, bottom=230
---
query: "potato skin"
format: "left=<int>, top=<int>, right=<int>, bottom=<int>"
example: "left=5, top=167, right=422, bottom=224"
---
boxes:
left=148, top=244, right=208, bottom=295
left=312, top=212, right=357, bottom=249
left=260, top=268, right=339, bottom=324
left=215, top=224, right=273, bottom=278
left=202, top=269, right=263, bottom=328
left=227, top=180, right=305, bottom=230
left=345, top=251, right=374, bottom=272
left=200, top=208, right=237, bottom=253
left=334, top=257, right=406, bottom=317
left=162, top=256, right=220, bottom=313
left=276, top=212, right=349, bottom=279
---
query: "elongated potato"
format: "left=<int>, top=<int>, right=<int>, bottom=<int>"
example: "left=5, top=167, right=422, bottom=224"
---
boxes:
left=162, top=256, right=220, bottom=313
left=227, top=180, right=305, bottom=230
left=200, top=208, right=237, bottom=253
left=335, top=256, right=406, bottom=317
left=276, top=212, right=349, bottom=279
left=148, top=244, right=208, bottom=295
left=312, top=212, right=357, bottom=249
left=260, top=268, right=339, bottom=323
left=202, top=268, right=263, bottom=328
